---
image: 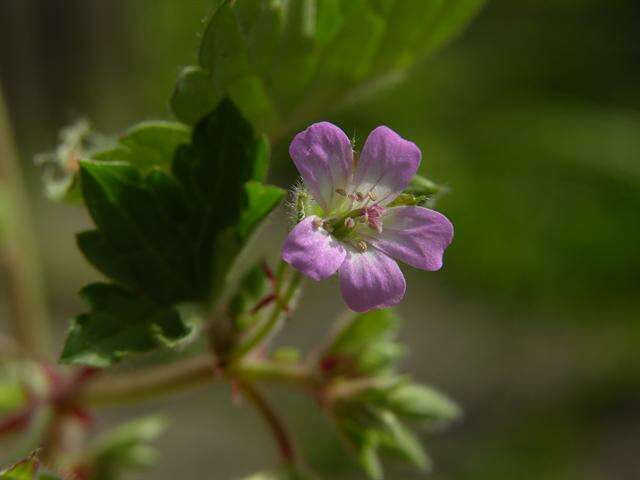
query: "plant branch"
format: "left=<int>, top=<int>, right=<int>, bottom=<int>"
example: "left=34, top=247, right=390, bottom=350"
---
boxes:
left=0, top=82, right=51, bottom=357
left=232, top=267, right=303, bottom=360
left=78, top=355, right=315, bottom=407
left=236, top=379, right=296, bottom=466
left=78, top=355, right=216, bottom=407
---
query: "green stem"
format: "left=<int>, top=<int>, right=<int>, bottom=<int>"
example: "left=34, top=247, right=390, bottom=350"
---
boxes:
left=78, top=355, right=314, bottom=407
left=0, top=82, right=51, bottom=357
left=232, top=266, right=303, bottom=360
left=79, top=356, right=216, bottom=407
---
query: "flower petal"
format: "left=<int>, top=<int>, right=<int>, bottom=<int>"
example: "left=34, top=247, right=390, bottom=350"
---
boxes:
left=289, top=122, right=353, bottom=212
left=353, top=126, right=420, bottom=206
left=365, top=206, right=453, bottom=271
left=339, top=247, right=406, bottom=312
left=282, top=216, right=346, bottom=281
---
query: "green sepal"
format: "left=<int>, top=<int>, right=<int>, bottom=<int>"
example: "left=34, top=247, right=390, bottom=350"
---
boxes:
left=325, top=309, right=404, bottom=376
left=385, top=383, right=461, bottom=422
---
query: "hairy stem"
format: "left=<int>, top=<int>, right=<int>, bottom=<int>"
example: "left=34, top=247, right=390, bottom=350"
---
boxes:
left=236, top=379, right=296, bottom=466
left=79, top=356, right=216, bottom=407
left=0, top=83, right=51, bottom=357
left=78, top=355, right=314, bottom=407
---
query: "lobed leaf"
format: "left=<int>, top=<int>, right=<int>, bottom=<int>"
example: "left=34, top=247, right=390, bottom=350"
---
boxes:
left=63, top=98, right=284, bottom=365
left=60, top=284, right=189, bottom=367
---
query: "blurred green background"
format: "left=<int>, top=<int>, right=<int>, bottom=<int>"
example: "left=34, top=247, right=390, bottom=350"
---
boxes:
left=1, top=0, right=639, bottom=479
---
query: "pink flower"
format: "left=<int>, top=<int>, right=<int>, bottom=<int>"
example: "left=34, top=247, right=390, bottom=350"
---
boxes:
left=282, top=122, right=454, bottom=312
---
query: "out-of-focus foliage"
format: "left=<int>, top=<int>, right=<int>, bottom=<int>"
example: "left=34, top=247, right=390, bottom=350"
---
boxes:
left=321, top=310, right=460, bottom=479
left=79, top=415, right=167, bottom=480
left=0, top=452, right=61, bottom=480
left=172, top=0, right=487, bottom=136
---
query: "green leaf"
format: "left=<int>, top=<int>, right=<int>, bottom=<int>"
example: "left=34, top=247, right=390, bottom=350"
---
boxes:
left=65, top=98, right=283, bottom=365
left=242, top=470, right=310, bottom=480
left=171, top=66, right=220, bottom=125
left=326, top=309, right=404, bottom=375
left=78, top=160, right=195, bottom=304
left=351, top=430, right=383, bottom=480
left=60, top=284, right=190, bottom=367
left=238, top=181, right=285, bottom=241
left=330, top=309, right=400, bottom=354
left=93, top=121, right=190, bottom=172
left=377, top=410, right=431, bottom=471
left=175, top=0, right=486, bottom=136
left=84, top=415, right=167, bottom=479
left=386, top=383, right=461, bottom=422
left=0, top=380, right=25, bottom=413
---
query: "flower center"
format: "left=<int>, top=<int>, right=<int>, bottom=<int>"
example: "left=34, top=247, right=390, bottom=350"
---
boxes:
left=323, top=202, right=385, bottom=246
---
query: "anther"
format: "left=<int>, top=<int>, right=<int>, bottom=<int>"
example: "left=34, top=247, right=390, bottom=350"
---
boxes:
left=355, top=191, right=366, bottom=202
left=312, top=218, right=323, bottom=229
left=356, top=240, right=368, bottom=252
left=335, top=188, right=347, bottom=196
left=322, top=221, right=334, bottom=233
left=344, top=217, right=355, bottom=229
left=368, top=191, right=377, bottom=201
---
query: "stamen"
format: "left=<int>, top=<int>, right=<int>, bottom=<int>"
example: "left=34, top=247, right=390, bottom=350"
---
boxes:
left=356, top=241, right=368, bottom=252
left=335, top=188, right=347, bottom=196
left=322, top=221, right=334, bottom=233
left=355, top=191, right=366, bottom=202
left=312, top=218, right=323, bottom=229
left=344, top=217, right=355, bottom=229
left=368, top=191, right=377, bottom=201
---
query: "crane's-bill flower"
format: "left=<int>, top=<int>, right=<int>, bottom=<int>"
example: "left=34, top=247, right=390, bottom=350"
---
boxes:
left=282, top=122, right=453, bottom=312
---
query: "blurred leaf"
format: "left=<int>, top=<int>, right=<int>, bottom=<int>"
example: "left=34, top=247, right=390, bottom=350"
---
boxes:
left=83, top=415, right=167, bottom=480
left=385, top=383, right=461, bottom=422
left=329, top=309, right=400, bottom=354
left=0, top=380, right=25, bottom=413
left=242, top=469, right=311, bottom=480
left=325, top=309, right=404, bottom=375
left=93, top=121, right=190, bottom=172
left=0, top=452, right=38, bottom=480
left=173, top=0, right=486, bottom=137
left=63, top=98, right=283, bottom=365
left=358, top=435, right=384, bottom=480
left=60, top=284, right=189, bottom=367
left=376, top=410, right=431, bottom=471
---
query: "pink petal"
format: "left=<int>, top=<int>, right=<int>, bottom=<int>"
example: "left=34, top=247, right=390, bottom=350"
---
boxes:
left=282, top=216, right=346, bottom=281
left=339, top=247, right=406, bottom=312
left=289, top=122, right=353, bottom=212
left=353, top=126, right=420, bottom=206
left=366, top=206, right=453, bottom=271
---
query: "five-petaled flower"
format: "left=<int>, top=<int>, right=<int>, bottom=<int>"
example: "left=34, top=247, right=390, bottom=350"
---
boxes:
left=282, top=122, right=454, bottom=312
